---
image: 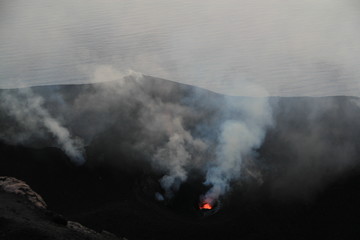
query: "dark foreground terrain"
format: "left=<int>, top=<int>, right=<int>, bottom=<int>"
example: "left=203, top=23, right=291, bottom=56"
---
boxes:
left=0, top=177, right=123, bottom=240
left=1, top=140, right=360, bottom=240
left=1, top=78, right=360, bottom=239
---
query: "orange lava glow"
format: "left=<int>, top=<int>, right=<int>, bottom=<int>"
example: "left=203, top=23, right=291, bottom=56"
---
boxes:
left=199, top=203, right=212, bottom=210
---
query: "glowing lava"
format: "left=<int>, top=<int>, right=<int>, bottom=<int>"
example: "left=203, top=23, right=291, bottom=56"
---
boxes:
left=199, top=202, right=212, bottom=210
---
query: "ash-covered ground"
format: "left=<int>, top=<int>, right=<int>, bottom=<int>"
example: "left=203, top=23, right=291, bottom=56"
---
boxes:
left=1, top=76, right=360, bottom=239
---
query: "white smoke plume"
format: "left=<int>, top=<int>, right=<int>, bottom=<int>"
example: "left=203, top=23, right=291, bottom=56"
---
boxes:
left=1, top=66, right=359, bottom=203
left=71, top=66, right=209, bottom=197
left=0, top=88, right=85, bottom=165
left=153, top=120, right=207, bottom=198
left=203, top=97, right=273, bottom=204
left=0, top=65, right=273, bottom=200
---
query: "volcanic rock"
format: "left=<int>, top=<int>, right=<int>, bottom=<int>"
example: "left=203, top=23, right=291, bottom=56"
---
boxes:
left=0, top=176, right=47, bottom=209
left=0, top=176, right=125, bottom=240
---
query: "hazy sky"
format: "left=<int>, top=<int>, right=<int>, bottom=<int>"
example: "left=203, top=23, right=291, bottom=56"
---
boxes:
left=1, top=0, right=360, bottom=96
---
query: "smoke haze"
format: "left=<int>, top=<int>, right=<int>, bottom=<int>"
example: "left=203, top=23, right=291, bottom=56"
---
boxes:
left=0, top=67, right=273, bottom=200
left=0, top=88, right=85, bottom=165
left=203, top=97, right=273, bottom=204
left=1, top=67, right=359, bottom=202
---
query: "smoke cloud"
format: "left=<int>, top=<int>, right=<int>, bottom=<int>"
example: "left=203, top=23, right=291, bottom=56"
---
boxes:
left=1, top=66, right=359, bottom=203
left=1, top=1, right=360, bottom=208
left=263, top=97, right=360, bottom=200
left=88, top=68, right=209, bottom=198
left=203, top=96, right=273, bottom=204
left=154, top=125, right=207, bottom=198
left=0, top=66, right=273, bottom=200
left=0, top=88, right=85, bottom=165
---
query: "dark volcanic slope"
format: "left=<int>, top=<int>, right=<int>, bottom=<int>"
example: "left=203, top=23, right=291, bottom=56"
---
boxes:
left=1, top=78, right=360, bottom=239
left=1, top=140, right=360, bottom=240
left=0, top=178, right=123, bottom=240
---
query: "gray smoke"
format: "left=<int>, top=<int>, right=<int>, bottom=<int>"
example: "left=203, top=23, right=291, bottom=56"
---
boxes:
left=39, top=66, right=210, bottom=196
left=6, top=66, right=270, bottom=200
left=153, top=124, right=207, bottom=198
left=1, top=0, right=359, bottom=205
left=2, top=66, right=358, bottom=203
left=89, top=68, right=208, bottom=198
left=0, top=88, right=85, bottom=165
left=266, top=97, right=360, bottom=200
left=203, top=97, right=273, bottom=204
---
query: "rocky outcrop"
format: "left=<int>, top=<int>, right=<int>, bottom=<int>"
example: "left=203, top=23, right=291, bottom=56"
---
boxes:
left=0, top=176, right=47, bottom=209
left=0, top=176, right=125, bottom=240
